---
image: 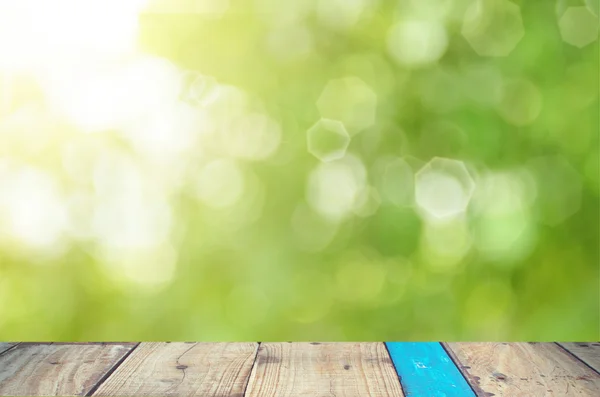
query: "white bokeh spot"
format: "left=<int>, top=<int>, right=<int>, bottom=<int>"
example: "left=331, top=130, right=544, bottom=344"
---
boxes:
left=307, top=155, right=367, bottom=221
left=387, top=19, right=449, bottom=67
left=0, top=166, right=67, bottom=253
left=415, top=157, right=475, bottom=220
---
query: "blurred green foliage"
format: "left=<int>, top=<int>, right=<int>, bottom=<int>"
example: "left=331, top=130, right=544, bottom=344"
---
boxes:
left=0, top=0, right=598, bottom=341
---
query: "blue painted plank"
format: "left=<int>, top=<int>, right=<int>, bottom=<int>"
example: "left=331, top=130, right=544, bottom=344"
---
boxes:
left=385, top=342, right=475, bottom=397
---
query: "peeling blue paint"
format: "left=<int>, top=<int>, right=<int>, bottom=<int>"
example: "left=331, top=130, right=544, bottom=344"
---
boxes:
left=385, top=342, right=475, bottom=396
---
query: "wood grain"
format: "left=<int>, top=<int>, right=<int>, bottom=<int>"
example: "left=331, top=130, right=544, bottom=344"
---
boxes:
left=445, top=342, right=600, bottom=396
left=0, top=343, right=135, bottom=396
left=559, top=343, right=600, bottom=373
left=93, top=342, right=258, bottom=397
left=245, top=342, right=404, bottom=397
left=0, top=343, right=17, bottom=355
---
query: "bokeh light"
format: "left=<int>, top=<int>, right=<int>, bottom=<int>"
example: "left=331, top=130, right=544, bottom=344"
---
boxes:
left=0, top=0, right=597, bottom=341
left=415, top=157, right=475, bottom=220
left=558, top=5, right=599, bottom=48
left=0, top=0, right=144, bottom=70
left=461, top=0, right=525, bottom=57
left=471, top=170, right=537, bottom=264
left=307, top=155, right=367, bottom=221
left=307, top=118, right=351, bottom=162
left=419, top=216, right=472, bottom=271
left=0, top=165, right=68, bottom=255
left=194, top=159, right=245, bottom=209
left=387, top=19, right=449, bottom=67
left=587, top=0, right=600, bottom=16
left=316, top=77, right=377, bottom=135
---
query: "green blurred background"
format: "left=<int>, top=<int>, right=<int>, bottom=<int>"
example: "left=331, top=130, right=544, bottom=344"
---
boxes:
left=0, top=0, right=598, bottom=340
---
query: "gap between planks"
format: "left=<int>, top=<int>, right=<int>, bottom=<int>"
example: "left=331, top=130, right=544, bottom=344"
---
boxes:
left=444, top=342, right=600, bottom=396
left=92, top=342, right=259, bottom=396
left=386, top=342, right=474, bottom=396
left=0, top=343, right=18, bottom=356
left=0, top=343, right=137, bottom=396
left=3, top=342, right=599, bottom=396
left=383, top=342, right=407, bottom=397
left=241, top=342, right=261, bottom=397
left=85, top=342, right=141, bottom=396
left=556, top=342, right=600, bottom=375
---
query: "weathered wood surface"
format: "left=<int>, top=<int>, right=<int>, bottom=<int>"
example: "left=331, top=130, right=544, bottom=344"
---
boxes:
left=445, top=342, right=600, bottom=396
left=245, top=342, right=404, bottom=397
left=0, top=343, right=16, bottom=355
left=0, top=343, right=135, bottom=396
left=1, top=342, right=599, bottom=396
left=559, top=342, right=600, bottom=373
left=93, top=342, right=258, bottom=396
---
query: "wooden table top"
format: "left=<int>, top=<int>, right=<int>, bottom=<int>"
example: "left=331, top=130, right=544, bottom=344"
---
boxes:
left=0, top=342, right=598, bottom=396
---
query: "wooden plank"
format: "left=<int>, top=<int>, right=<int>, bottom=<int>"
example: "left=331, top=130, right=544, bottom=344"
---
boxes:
left=386, top=342, right=475, bottom=396
left=93, top=342, right=258, bottom=396
left=445, top=342, right=600, bottom=396
left=245, top=342, right=404, bottom=397
left=558, top=342, right=600, bottom=373
left=0, top=343, right=17, bottom=355
left=0, top=343, right=136, bottom=396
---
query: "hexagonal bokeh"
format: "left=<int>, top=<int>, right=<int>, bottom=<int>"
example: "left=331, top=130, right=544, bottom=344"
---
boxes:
left=386, top=19, right=448, bottom=68
left=556, top=0, right=586, bottom=16
left=586, top=0, right=600, bottom=16
left=556, top=0, right=600, bottom=18
left=316, top=76, right=377, bottom=135
left=559, top=6, right=599, bottom=48
left=461, top=0, right=525, bottom=57
left=528, top=156, right=583, bottom=226
left=307, top=118, right=351, bottom=162
left=415, top=157, right=476, bottom=220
